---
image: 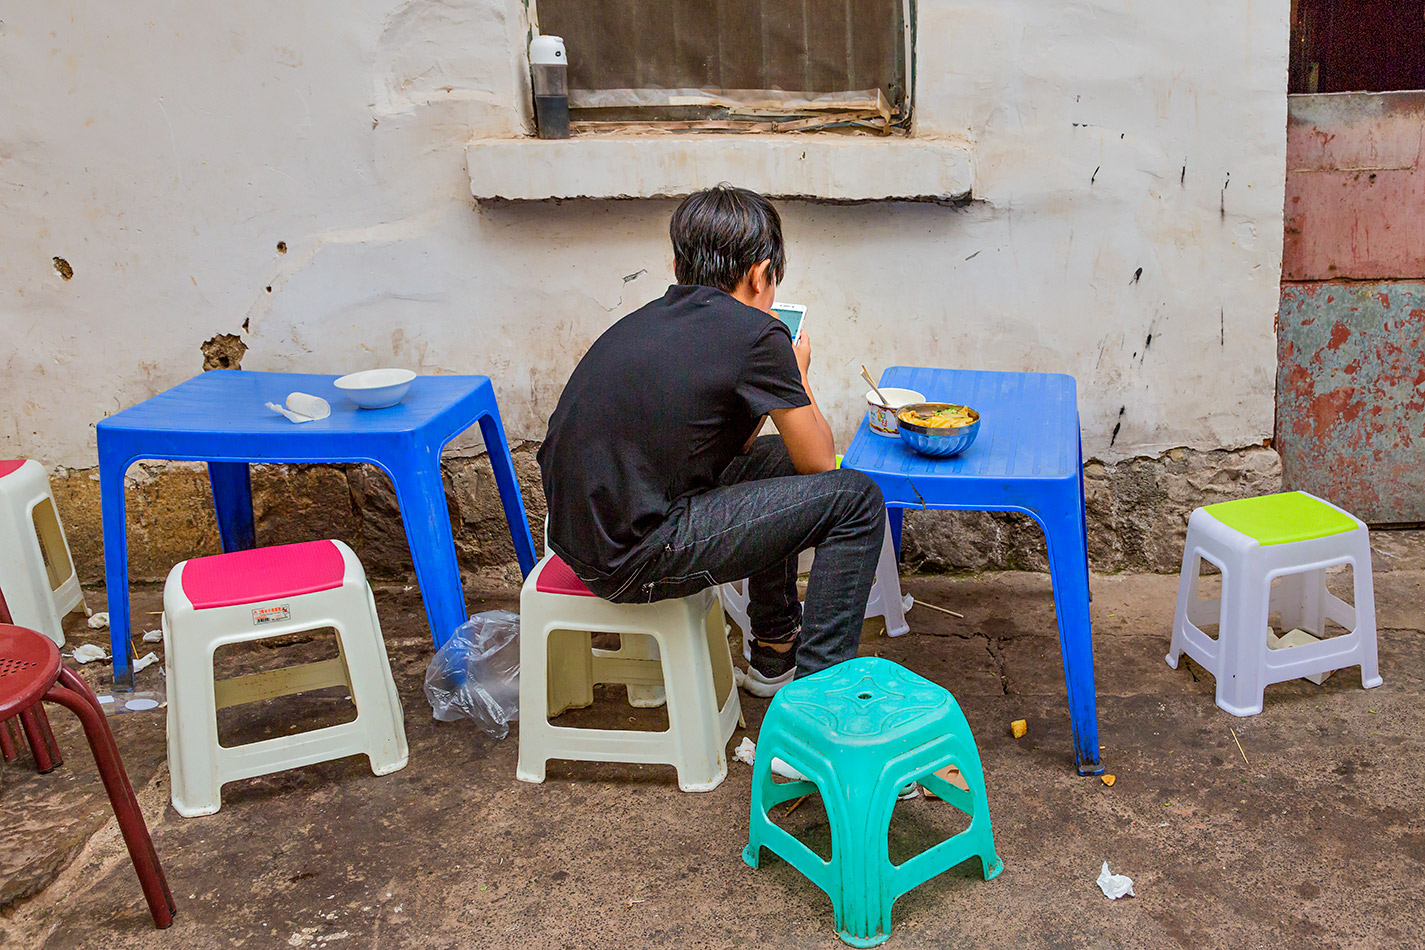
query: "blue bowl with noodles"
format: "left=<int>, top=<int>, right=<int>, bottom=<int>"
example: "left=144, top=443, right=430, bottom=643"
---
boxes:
left=895, top=403, right=981, bottom=458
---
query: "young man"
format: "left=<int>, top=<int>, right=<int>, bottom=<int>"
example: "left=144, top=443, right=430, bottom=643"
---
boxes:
left=538, top=184, right=885, bottom=695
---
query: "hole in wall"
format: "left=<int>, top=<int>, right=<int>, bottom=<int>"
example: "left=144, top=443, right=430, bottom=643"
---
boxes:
left=52, top=257, right=73, bottom=280
left=202, top=333, right=248, bottom=371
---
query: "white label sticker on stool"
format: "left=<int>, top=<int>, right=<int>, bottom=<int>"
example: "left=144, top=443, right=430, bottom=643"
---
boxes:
left=253, top=605, right=291, bottom=625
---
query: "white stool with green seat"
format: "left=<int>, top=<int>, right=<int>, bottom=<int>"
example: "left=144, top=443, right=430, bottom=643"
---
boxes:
left=1167, top=491, right=1382, bottom=716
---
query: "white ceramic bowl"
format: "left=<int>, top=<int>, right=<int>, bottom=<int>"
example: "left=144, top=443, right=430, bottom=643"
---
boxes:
left=865, top=388, right=925, bottom=436
left=334, top=368, right=417, bottom=409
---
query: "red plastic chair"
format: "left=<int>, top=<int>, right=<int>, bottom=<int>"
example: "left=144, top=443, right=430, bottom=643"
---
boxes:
left=0, top=583, right=62, bottom=772
left=0, top=621, right=176, bottom=928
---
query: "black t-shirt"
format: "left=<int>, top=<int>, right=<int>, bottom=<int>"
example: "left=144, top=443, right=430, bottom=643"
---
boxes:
left=538, top=284, right=810, bottom=582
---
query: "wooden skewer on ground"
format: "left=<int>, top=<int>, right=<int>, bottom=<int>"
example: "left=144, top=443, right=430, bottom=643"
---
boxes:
left=1229, top=726, right=1250, bottom=768
left=915, top=601, right=965, bottom=619
left=785, top=794, right=810, bottom=816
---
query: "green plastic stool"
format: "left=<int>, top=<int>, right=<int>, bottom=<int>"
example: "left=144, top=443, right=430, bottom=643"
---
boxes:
left=743, top=657, right=1001, bottom=947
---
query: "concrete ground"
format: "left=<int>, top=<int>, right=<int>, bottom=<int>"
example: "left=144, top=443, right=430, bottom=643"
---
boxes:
left=3, top=532, right=1423, bottom=950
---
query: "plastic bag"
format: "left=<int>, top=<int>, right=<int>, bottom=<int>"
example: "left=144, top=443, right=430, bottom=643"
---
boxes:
left=423, top=610, right=521, bottom=738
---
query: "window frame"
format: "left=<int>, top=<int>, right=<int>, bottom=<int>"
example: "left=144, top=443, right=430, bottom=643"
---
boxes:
left=526, top=0, right=917, bottom=134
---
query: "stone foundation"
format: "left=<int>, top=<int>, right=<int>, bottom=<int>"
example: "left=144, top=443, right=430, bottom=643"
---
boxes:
left=49, top=446, right=547, bottom=589
left=901, top=445, right=1283, bottom=574
left=48, top=444, right=1279, bottom=586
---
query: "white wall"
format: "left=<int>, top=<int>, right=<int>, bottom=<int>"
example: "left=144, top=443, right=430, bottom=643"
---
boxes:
left=0, top=0, right=1288, bottom=469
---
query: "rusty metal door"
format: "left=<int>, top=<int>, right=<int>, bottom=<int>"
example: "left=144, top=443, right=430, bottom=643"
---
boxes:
left=1277, top=91, right=1425, bottom=524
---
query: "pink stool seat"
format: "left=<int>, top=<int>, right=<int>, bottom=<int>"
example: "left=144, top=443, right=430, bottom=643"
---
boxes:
left=534, top=554, right=596, bottom=597
left=0, top=459, right=26, bottom=480
left=181, top=540, right=347, bottom=610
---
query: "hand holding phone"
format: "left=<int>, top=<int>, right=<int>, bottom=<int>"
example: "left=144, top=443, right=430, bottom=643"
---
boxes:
left=770, top=302, right=807, bottom=346
left=793, top=328, right=812, bottom=377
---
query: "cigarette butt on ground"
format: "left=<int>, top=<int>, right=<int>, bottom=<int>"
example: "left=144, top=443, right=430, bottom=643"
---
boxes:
left=922, top=764, right=970, bottom=799
left=1011, top=719, right=1028, bottom=739
left=1101, top=774, right=1116, bottom=787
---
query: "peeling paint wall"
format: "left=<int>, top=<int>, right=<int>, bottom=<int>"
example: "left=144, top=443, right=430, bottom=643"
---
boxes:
left=1277, top=283, right=1425, bottom=523
left=1, top=1, right=1287, bottom=475
left=1278, top=92, right=1425, bottom=524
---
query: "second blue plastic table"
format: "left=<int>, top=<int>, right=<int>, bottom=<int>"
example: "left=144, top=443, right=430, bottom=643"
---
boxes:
left=96, top=370, right=537, bottom=688
left=841, top=367, right=1102, bottom=774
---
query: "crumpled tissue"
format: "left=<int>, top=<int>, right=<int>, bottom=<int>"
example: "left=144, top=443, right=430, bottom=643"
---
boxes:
left=266, top=392, right=331, bottom=424
left=142, top=630, right=164, bottom=643
left=132, top=651, right=160, bottom=674
left=731, top=736, right=806, bottom=781
left=72, top=644, right=109, bottom=663
left=87, top=612, right=109, bottom=629
left=1268, top=627, right=1336, bottom=684
left=1096, top=861, right=1136, bottom=899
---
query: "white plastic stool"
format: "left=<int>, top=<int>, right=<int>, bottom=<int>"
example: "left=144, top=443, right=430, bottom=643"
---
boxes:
left=517, top=553, right=742, bottom=792
left=719, top=514, right=908, bottom=661
left=1166, top=491, right=1382, bottom=717
left=0, top=459, right=85, bottom=646
left=162, top=539, right=408, bottom=817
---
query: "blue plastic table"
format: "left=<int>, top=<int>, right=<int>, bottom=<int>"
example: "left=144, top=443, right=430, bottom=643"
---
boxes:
left=96, top=370, right=537, bottom=689
left=841, top=367, right=1102, bottom=774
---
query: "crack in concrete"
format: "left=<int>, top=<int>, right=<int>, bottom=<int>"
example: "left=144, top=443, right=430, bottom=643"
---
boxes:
left=922, top=626, right=1011, bottom=694
left=984, top=635, right=1011, bottom=695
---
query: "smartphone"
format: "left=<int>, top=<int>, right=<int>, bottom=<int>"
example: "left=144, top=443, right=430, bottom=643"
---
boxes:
left=771, top=302, right=807, bottom=345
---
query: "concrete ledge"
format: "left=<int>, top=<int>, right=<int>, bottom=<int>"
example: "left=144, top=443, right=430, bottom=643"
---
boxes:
left=465, top=134, right=973, bottom=201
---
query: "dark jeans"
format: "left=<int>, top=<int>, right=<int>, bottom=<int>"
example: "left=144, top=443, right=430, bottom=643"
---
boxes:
left=587, top=436, right=885, bottom=676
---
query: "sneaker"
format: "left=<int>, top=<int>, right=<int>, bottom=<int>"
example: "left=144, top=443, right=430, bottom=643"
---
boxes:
left=767, top=762, right=917, bottom=798
left=742, top=640, right=797, bottom=697
left=770, top=757, right=807, bottom=781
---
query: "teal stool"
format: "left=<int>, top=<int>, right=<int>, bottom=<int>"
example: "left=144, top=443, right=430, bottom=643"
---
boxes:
left=743, top=657, right=1001, bottom=947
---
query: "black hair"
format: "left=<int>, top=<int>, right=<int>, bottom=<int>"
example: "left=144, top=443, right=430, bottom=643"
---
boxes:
left=670, top=184, right=787, bottom=293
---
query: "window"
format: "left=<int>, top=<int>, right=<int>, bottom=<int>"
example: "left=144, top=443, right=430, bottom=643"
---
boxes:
left=1290, top=0, right=1425, bottom=93
left=532, top=0, right=912, bottom=133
